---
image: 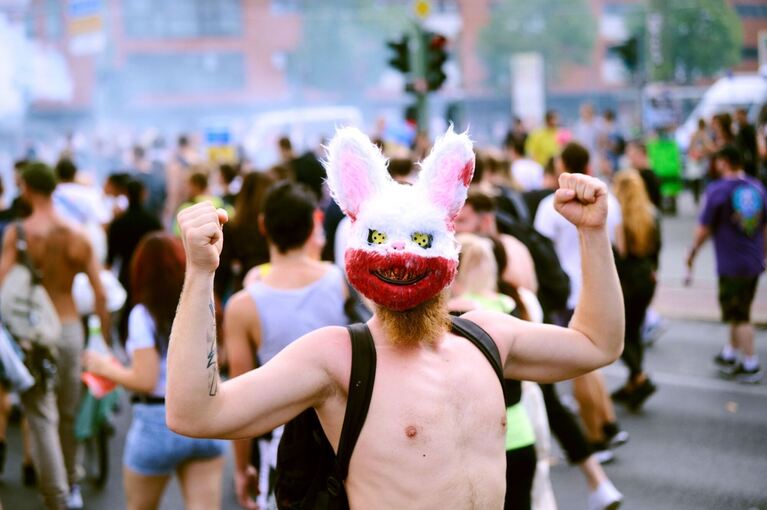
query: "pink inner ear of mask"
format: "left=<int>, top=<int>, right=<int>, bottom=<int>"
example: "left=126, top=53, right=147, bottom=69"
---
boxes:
left=426, top=157, right=474, bottom=219
left=339, top=152, right=377, bottom=221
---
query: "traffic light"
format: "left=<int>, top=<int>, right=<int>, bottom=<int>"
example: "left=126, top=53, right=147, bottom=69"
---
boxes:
left=387, top=36, right=411, bottom=73
left=424, top=31, right=448, bottom=91
left=609, top=35, right=640, bottom=74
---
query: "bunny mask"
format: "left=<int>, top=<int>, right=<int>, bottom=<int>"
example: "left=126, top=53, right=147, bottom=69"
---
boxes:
left=325, top=126, right=474, bottom=312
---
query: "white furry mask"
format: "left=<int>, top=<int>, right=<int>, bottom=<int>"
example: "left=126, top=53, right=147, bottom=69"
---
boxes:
left=325, top=126, right=474, bottom=311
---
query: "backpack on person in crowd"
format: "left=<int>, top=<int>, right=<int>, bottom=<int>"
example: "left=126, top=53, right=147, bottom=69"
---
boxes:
left=495, top=211, right=571, bottom=315
left=273, top=317, right=505, bottom=510
left=0, top=222, right=61, bottom=350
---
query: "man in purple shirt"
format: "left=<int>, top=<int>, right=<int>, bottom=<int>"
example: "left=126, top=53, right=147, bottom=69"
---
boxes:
left=688, top=145, right=767, bottom=383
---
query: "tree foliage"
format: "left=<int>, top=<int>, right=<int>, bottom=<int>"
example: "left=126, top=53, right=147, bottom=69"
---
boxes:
left=478, top=0, right=597, bottom=90
left=632, top=0, right=743, bottom=83
left=286, top=0, right=409, bottom=97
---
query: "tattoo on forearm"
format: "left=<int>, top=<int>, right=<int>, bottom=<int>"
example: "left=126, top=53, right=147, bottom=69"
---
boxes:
left=206, top=298, right=219, bottom=396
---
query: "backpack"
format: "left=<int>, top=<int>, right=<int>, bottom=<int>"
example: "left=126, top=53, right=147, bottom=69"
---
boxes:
left=0, top=222, right=62, bottom=351
left=495, top=211, right=571, bottom=315
left=274, top=316, right=505, bottom=510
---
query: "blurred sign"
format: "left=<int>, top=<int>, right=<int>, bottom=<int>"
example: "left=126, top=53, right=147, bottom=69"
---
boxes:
left=68, top=0, right=105, bottom=55
left=511, top=53, right=545, bottom=127
left=205, top=127, right=236, bottom=163
left=414, top=0, right=430, bottom=19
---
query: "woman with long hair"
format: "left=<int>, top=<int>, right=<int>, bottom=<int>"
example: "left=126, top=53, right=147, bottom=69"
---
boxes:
left=215, top=171, right=275, bottom=299
left=611, top=169, right=661, bottom=410
left=84, top=233, right=225, bottom=510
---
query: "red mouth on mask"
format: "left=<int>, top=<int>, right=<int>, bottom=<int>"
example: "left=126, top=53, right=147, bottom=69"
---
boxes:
left=345, top=249, right=457, bottom=311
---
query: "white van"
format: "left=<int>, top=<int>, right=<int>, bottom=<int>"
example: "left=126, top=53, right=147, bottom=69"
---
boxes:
left=675, top=73, right=767, bottom=151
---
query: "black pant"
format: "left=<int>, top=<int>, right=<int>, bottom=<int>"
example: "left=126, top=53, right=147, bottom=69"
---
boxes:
left=540, top=383, right=592, bottom=464
left=622, top=278, right=656, bottom=379
left=505, top=444, right=537, bottom=510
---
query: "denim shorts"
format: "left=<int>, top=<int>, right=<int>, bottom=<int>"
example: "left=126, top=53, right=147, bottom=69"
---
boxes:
left=124, top=403, right=225, bottom=476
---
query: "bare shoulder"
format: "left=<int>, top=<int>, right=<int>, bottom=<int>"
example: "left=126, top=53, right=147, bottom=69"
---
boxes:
left=289, top=325, right=352, bottom=383
left=459, top=309, right=525, bottom=359
left=225, top=289, right=258, bottom=319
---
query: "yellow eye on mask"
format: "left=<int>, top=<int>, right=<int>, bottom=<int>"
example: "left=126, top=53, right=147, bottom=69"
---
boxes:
left=411, top=232, right=433, bottom=249
left=368, top=229, right=388, bottom=245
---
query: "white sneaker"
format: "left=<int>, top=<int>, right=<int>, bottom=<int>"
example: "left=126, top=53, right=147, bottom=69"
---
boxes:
left=588, top=479, right=623, bottom=510
left=66, top=484, right=83, bottom=510
left=592, top=448, right=615, bottom=464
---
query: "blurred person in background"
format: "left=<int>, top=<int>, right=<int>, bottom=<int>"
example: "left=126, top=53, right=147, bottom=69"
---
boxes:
left=534, top=143, right=627, bottom=459
left=526, top=110, right=561, bottom=167
left=709, top=113, right=735, bottom=155
left=102, top=172, right=130, bottom=219
left=505, top=116, right=529, bottom=150
left=523, top=157, right=558, bottom=220
left=600, top=109, right=625, bottom=177
left=625, top=140, right=662, bottom=211
left=84, top=233, right=225, bottom=510
left=734, top=107, right=758, bottom=178
left=106, top=179, right=162, bottom=341
left=174, top=171, right=232, bottom=235
left=573, top=104, right=602, bottom=169
left=223, top=181, right=348, bottom=509
left=128, top=145, right=166, bottom=222
left=218, top=162, right=242, bottom=208
left=53, top=157, right=110, bottom=263
left=165, top=135, right=201, bottom=228
left=455, top=191, right=538, bottom=294
left=611, top=170, right=661, bottom=410
left=0, top=163, right=110, bottom=509
left=687, top=145, right=766, bottom=384
left=686, top=119, right=712, bottom=205
left=758, top=105, right=767, bottom=186
left=507, top=138, right=544, bottom=192
left=215, top=172, right=274, bottom=300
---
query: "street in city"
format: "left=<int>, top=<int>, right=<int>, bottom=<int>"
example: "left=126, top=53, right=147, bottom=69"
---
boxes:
left=0, top=197, right=765, bottom=510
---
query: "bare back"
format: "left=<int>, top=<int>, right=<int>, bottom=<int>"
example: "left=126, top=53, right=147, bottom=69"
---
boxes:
left=18, top=218, right=91, bottom=322
left=316, top=322, right=506, bottom=509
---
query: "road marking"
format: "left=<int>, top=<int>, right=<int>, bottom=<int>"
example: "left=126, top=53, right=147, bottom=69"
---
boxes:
left=601, top=365, right=767, bottom=398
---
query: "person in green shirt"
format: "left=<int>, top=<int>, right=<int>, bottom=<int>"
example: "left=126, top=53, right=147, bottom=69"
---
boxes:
left=174, top=171, right=233, bottom=235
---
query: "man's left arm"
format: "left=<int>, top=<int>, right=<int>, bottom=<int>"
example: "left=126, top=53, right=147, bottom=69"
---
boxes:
left=467, top=173, right=624, bottom=382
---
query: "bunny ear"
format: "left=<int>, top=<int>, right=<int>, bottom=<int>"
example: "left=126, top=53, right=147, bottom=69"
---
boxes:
left=415, top=126, right=475, bottom=221
left=324, top=127, right=391, bottom=221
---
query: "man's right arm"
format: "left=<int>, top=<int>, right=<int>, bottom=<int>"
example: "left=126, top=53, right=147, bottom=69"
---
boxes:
left=166, top=202, right=336, bottom=439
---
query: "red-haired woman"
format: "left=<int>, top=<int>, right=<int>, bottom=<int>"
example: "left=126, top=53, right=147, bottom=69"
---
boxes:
left=84, top=233, right=225, bottom=510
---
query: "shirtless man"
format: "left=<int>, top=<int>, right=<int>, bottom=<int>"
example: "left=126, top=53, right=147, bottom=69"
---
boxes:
left=167, top=127, right=624, bottom=509
left=0, top=162, right=110, bottom=509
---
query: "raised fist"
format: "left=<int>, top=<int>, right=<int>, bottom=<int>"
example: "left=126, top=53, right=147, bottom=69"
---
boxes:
left=554, top=173, right=609, bottom=230
left=177, top=202, right=229, bottom=274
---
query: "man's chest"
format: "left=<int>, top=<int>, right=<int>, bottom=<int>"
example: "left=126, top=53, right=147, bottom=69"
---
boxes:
left=354, top=343, right=506, bottom=457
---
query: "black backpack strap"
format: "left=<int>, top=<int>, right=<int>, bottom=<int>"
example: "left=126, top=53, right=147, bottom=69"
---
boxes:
left=329, top=323, right=376, bottom=494
left=450, top=316, right=504, bottom=389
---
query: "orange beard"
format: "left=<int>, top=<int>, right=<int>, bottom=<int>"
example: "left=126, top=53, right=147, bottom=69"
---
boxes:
left=375, top=292, right=450, bottom=347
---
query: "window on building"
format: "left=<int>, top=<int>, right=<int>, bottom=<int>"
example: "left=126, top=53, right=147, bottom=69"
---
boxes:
left=124, top=52, right=246, bottom=95
left=123, top=0, right=242, bottom=38
left=735, top=4, right=767, bottom=18
left=741, top=46, right=758, bottom=60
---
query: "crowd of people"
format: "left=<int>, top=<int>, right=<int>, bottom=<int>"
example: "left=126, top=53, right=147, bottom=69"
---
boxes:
left=0, top=100, right=763, bottom=510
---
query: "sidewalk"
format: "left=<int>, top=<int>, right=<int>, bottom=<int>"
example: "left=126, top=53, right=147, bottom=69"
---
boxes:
left=653, top=281, right=767, bottom=325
